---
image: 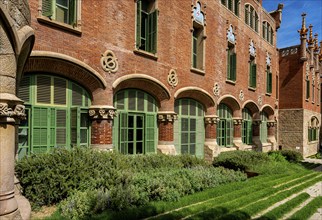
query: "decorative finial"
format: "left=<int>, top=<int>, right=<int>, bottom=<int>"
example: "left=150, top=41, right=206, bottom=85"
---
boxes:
left=319, top=41, right=322, bottom=61
left=298, top=13, right=308, bottom=37
left=307, top=24, right=314, bottom=45
left=314, top=34, right=319, bottom=52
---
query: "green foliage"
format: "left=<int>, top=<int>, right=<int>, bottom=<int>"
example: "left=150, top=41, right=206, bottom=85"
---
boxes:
left=267, top=151, right=288, bottom=162
left=269, top=150, right=303, bottom=163
left=16, top=147, right=245, bottom=213
left=289, top=196, right=322, bottom=220
left=213, top=150, right=270, bottom=172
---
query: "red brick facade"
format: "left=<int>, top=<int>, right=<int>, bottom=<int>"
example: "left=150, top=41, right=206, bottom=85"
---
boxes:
left=23, top=0, right=306, bottom=158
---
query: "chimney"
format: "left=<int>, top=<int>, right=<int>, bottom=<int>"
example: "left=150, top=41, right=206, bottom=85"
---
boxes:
left=298, top=13, right=308, bottom=61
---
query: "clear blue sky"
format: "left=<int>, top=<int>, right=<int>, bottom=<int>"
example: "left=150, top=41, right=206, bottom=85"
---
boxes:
left=263, top=0, right=322, bottom=49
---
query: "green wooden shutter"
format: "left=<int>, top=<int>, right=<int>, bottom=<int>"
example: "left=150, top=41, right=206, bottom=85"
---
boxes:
left=234, top=0, right=239, bottom=16
left=251, top=64, right=257, bottom=88
left=245, top=7, right=249, bottom=24
left=195, top=117, right=204, bottom=158
left=72, top=83, right=83, bottom=106
left=136, top=0, right=142, bottom=48
left=19, top=76, right=30, bottom=103
left=54, top=78, right=67, bottom=105
left=148, top=10, right=158, bottom=53
left=221, top=0, right=225, bottom=5
left=70, top=108, right=78, bottom=146
left=192, top=32, right=197, bottom=68
left=226, top=119, right=233, bottom=146
left=306, top=79, right=310, bottom=99
left=119, top=112, right=128, bottom=154
left=145, top=114, right=156, bottom=153
left=69, top=0, right=77, bottom=25
left=32, top=107, right=50, bottom=153
left=268, top=72, right=272, bottom=93
left=231, top=53, right=237, bottom=81
left=42, top=0, right=53, bottom=17
left=37, top=75, right=51, bottom=104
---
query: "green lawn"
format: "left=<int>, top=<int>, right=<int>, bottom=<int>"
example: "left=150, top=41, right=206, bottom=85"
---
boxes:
left=43, top=163, right=322, bottom=220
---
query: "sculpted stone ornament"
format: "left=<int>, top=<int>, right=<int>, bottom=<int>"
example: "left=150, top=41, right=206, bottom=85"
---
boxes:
left=227, top=24, right=236, bottom=45
left=249, top=40, right=256, bottom=57
left=213, top=83, right=220, bottom=96
left=167, top=69, right=178, bottom=88
left=239, top=90, right=244, bottom=101
left=89, top=106, right=117, bottom=120
left=157, top=112, right=177, bottom=122
left=204, top=115, right=219, bottom=124
left=258, top=95, right=262, bottom=106
left=0, top=103, right=25, bottom=120
left=233, top=118, right=243, bottom=125
left=267, top=121, right=276, bottom=127
left=100, top=50, right=118, bottom=73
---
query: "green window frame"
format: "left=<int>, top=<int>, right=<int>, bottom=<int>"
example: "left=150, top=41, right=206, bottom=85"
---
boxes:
left=174, top=99, right=205, bottom=158
left=113, top=89, right=157, bottom=155
left=227, top=46, right=237, bottom=81
left=306, top=75, right=310, bottom=100
left=266, top=68, right=272, bottom=94
left=263, top=21, right=274, bottom=44
left=308, top=117, right=319, bottom=142
left=260, top=112, right=268, bottom=143
left=221, top=0, right=239, bottom=16
left=17, top=74, right=91, bottom=158
left=242, top=108, right=252, bottom=145
left=136, top=0, right=158, bottom=54
left=217, top=104, right=233, bottom=147
left=249, top=58, right=256, bottom=88
left=42, top=0, right=77, bottom=26
left=192, top=25, right=204, bottom=70
left=245, top=4, right=258, bottom=32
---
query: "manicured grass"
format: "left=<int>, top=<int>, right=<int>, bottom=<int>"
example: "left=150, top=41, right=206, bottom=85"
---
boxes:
left=256, top=192, right=310, bottom=220
left=288, top=196, right=322, bottom=220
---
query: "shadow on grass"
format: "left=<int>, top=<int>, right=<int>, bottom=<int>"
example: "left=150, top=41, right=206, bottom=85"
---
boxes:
left=300, top=162, right=321, bottom=170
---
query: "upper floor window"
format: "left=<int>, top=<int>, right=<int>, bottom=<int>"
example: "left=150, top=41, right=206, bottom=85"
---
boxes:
left=305, top=63, right=310, bottom=100
left=245, top=4, right=258, bottom=32
left=227, top=25, right=236, bottom=82
left=249, top=40, right=256, bottom=89
left=266, top=66, right=272, bottom=94
left=221, top=0, right=239, bottom=16
left=263, top=21, right=274, bottom=44
left=191, top=2, right=205, bottom=71
left=136, top=0, right=158, bottom=54
left=42, top=0, right=77, bottom=26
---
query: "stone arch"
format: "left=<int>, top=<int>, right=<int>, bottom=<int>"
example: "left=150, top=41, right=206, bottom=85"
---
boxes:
left=217, top=95, right=240, bottom=117
left=174, top=87, right=215, bottom=113
left=112, top=74, right=170, bottom=107
left=260, top=104, right=275, bottom=120
left=242, top=100, right=260, bottom=119
left=23, top=51, right=107, bottom=96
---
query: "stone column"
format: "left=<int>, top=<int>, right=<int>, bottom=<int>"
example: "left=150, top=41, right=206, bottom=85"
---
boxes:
left=88, top=105, right=116, bottom=151
left=267, top=120, right=277, bottom=151
left=157, top=111, right=177, bottom=155
left=233, top=117, right=243, bottom=149
left=204, top=115, right=219, bottom=161
left=252, top=119, right=262, bottom=150
left=0, top=97, right=25, bottom=219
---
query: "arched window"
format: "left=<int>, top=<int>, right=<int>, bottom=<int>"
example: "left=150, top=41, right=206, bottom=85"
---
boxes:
left=18, top=74, right=91, bottom=158
left=174, top=99, right=205, bottom=157
left=242, top=108, right=252, bottom=144
left=221, top=0, right=239, bottom=16
left=192, top=2, right=205, bottom=71
left=262, top=21, right=274, bottom=44
left=260, top=112, right=268, bottom=143
left=113, top=89, right=158, bottom=154
left=217, top=103, right=233, bottom=147
left=308, top=117, right=319, bottom=142
left=245, top=4, right=258, bottom=32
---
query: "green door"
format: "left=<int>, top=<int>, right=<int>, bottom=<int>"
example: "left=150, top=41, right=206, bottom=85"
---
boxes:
left=114, top=90, right=157, bottom=154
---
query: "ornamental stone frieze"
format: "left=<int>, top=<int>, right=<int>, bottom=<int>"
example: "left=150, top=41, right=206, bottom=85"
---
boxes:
left=100, top=50, right=118, bottom=73
left=233, top=118, right=243, bottom=125
left=204, top=115, right=219, bottom=124
left=157, top=112, right=177, bottom=122
left=89, top=106, right=117, bottom=120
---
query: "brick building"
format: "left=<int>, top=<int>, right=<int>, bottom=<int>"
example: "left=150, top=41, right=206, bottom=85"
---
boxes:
left=279, top=14, right=322, bottom=157
left=18, top=0, right=285, bottom=160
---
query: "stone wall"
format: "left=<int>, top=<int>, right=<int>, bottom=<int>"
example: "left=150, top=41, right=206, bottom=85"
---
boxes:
left=303, top=109, right=321, bottom=157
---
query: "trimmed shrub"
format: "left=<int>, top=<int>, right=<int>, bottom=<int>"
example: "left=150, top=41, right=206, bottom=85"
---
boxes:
left=268, top=150, right=303, bottom=163
left=213, top=150, right=270, bottom=172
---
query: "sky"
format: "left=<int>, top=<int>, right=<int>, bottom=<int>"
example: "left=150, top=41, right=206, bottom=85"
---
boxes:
left=262, top=0, right=322, bottom=49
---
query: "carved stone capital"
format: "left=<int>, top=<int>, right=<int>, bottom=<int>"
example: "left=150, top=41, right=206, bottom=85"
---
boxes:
left=89, top=105, right=117, bottom=120
left=157, top=112, right=177, bottom=122
left=267, top=120, right=276, bottom=127
left=252, top=119, right=262, bottom=126
left=0, top=103, right=26, bottom=120
left=233, top=117, right=243, bottom=125
left=204, top=115, right=219, bottom=124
